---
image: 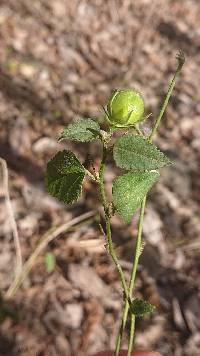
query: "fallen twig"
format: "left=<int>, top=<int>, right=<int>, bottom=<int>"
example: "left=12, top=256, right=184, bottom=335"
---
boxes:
left=0, top=157, right=22, bottom=276
left=6, top=210, right=95, bottom=298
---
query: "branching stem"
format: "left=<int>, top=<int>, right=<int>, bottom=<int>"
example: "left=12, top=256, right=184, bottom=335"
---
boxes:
left=115, top=197, right=146, bottom=355
left=98, top=146, right=130, bottom=304
left=115, top=52, right=185, bottom=355
left=127, top=314, right=135, bottom=356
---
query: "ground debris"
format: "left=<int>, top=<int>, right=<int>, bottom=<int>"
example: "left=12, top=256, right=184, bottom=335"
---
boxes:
left=0, top=0, right=199, bottom=355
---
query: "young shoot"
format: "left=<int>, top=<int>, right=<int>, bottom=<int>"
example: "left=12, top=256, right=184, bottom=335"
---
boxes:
left=45, top=52, right=185, bottom=355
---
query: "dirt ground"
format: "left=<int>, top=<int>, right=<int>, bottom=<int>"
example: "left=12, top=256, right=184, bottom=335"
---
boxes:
left=0, top=1, right=200, bottom=355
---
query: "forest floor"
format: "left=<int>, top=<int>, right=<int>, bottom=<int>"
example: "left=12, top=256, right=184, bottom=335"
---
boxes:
left=0, top=1, right=199, bottom=355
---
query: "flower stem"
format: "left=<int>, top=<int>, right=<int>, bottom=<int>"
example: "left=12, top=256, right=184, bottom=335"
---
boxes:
left=115, top=52, right=185, bottom=355
left=149, top=51, right=185, bottom=141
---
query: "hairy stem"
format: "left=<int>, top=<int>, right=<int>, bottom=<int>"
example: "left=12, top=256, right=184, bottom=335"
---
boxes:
left=115, top=52, right=185, bottom=355
left=105, top=219, right=130, bottom=302
left=127, top=314, right=135, bottom=356
left=115, top=197, right=146, bottom=355
left=98, top=146, right=130, bottom=303
left=149, top=51, right=185, bottom=141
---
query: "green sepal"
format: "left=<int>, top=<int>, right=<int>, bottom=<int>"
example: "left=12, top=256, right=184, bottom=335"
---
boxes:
left=45, top=150, right=85, bottom=204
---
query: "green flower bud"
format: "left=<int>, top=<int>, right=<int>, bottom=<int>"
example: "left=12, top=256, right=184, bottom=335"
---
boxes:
left=107, top=89, right=144, bottom=127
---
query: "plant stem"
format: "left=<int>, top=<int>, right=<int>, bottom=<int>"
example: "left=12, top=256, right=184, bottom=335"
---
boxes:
left=115, top=52, right=185, bottom=355
left=98, top=146, right=130, bottom=302
left=105, top=218, right=130, bottom=301
left=115, top=197, right=146, bottom=355
left=149, top=51, right=185, bottom=141
left=127, top=314, right=135, bottom=356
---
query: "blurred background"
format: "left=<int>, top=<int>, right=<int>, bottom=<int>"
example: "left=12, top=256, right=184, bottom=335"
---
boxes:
left=0, top=0, right=199, bottom=355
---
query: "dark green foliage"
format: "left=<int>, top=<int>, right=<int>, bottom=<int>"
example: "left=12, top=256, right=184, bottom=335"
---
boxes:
left=130, top=298, right=155, bottom=317
left=59, top=118, right=100, bottom=142
left=45, top=150, right=85, bottom=204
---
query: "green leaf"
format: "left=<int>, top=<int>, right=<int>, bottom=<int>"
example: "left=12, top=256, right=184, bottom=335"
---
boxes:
left=113, top=134, right=171, bottom=170
left=45, top=252, right=56, bottom=273
left=59, top=118, right=100, bottom=142
left=112, top=171, right=159, bottom=223
left=45, top=150, right=85, bottom=204
left=130, top=298, right=155, bottom=317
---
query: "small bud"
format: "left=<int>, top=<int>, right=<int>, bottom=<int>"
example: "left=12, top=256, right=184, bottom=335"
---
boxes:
left=107, top=89, right=144, bottom=127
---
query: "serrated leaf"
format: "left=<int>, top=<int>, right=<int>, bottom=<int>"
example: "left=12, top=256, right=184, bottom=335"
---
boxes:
left=59, top=118, right=100, bottom=142
left=112, top=171, right=159, bottom=223
left=45, top=150, right=85, bottom=204
left=130, top=298, right=155, bottom=317
left=113, top=134, right=171, bottom=170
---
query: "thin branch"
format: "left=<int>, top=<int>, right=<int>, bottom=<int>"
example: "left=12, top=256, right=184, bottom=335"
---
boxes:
left=115, top=197, right=146, bottom=355
left=149, top=51, right=185, bottom=141
left=115, top=51, right=185, bottom=355
left=127, top=314, right=135, bottom=356
left=6, top=211, right=95, bottom=298
left=98, top=147, right=130, bottom=303
left=0, top=157, right=22, bottom=276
